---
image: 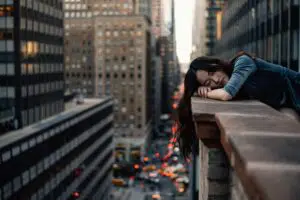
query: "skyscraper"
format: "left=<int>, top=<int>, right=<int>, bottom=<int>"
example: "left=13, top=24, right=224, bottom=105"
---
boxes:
left=152, top=0, right=163, bottom=38
left=216, top=0, right=300, bottom=73
left=0, top=0, right=64, bottom=132
left=64, top=0, right=153, bottom=161
left=206, top=0, right=226, bottom=56
left=191, top=0, right=208, bottom=59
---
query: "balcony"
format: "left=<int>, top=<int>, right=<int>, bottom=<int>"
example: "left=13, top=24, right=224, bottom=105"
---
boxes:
left=191, top=97, right=300, bottom=200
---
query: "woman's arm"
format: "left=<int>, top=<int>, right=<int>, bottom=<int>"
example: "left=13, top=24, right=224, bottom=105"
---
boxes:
left=207, top=89, right=232, bottom=101
left=207, top=55, right=257, bottom=101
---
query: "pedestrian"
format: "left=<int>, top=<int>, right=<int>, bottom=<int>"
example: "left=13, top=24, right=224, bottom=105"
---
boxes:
left=176, top=51, right=300, bottom=157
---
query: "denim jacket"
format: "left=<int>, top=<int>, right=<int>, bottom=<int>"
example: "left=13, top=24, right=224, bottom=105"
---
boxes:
left=224, top=55, right=300, bottom=111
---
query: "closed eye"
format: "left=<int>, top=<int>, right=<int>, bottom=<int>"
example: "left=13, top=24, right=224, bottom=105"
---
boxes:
left=203, top=79, right=211, bottom=86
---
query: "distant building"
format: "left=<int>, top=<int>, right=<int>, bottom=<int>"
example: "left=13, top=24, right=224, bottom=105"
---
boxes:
left=64, top=0, right=154, bottom=162
left=93, top=15, right=152, bottom=139
left=191, top=0, right=208, bottom=59
left=64, top=1, right=153, bottom=135
left=152, top=0, right=163, bottom=38
left=0, top=0, right=64, bottom=132
left=206, top=0, right=226, bottom=56
left=157, top=35, right=180, bottom=114
left=0, top=97, right=114, bottom=200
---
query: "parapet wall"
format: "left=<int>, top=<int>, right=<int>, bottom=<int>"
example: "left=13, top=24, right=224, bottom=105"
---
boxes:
left=191, top=98, right=300, bottom=200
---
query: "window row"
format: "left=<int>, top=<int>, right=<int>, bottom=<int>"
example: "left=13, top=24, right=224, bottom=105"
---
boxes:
left=22, top=101, right=64, bottom=126
left=20, top=0, right=63, bottom=20
left=0, top=87, right=14, bottom=98
left=64, top=9, right=133, bottom=18
left=0, top=63, right=14, bottom=75
left=64, top=3, right=132, bottom=10
left=21, top=81, right=64, bottom=97
left=21, top=63, right=64, bottom=75
left=0, top=0, right=13, bottom=5
left=21, top=41, right=63, bottom=57
left=20, top=18, right=63, bottom=37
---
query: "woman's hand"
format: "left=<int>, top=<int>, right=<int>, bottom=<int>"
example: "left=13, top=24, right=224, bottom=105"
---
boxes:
left=197, top=86, right=211, bottom=98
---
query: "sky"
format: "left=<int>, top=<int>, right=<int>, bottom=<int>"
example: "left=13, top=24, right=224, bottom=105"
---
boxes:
left=174, top=0, right=195, bottom=64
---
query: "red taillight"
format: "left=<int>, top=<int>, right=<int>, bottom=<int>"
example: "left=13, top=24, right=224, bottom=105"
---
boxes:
left=72, top=191, right=80, bottom=198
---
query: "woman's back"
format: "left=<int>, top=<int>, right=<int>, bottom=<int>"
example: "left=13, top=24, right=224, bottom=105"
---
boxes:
left=236, top=55, right=300, bottom=111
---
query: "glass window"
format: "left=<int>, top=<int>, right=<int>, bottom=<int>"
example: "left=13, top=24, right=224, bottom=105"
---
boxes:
left=3, top=181, right=12, bottom=199
left=12, top=146, right=20, bottom=156
left=22, top=170, right=29, bottom=185
left=13, top=176, right=21, bottom=192
left=2, top=151, right=11, bottom=162
left=292, top=30, right=299, bottom=60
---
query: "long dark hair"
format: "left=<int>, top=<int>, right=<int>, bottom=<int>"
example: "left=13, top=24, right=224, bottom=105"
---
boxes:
left=176, top=51, right=255, bottom=158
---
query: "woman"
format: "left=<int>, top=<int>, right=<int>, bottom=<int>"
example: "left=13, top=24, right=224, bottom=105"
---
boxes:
left=177, top=51, right=300, bottom=157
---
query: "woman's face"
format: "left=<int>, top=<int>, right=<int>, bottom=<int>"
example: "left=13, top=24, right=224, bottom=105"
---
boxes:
left=196, top=70, right=229, bottom=89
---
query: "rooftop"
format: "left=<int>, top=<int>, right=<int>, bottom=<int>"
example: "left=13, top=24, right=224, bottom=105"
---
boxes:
left=0, top=98, right=111, bottom=150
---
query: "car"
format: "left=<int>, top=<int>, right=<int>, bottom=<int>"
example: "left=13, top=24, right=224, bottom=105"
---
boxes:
left=112, top=178, right=127, bottom=187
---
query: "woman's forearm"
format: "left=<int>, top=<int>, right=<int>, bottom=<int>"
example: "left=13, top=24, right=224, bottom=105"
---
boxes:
left=207, top=89, right=232, bottom=101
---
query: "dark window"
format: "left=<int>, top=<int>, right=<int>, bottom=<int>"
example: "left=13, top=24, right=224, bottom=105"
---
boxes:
left=114, top=73, right=118, bottom=78
left=122, top=73, right=126, bottom=78
left=121, top=56, right=126, bottom=61
left=106, top=73, right=110, bottom=78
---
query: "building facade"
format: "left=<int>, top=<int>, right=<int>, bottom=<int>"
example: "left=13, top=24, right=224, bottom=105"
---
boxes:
left=152, top=0, right=163, bottom=38
left=157, top=35, right=179, bottom=114
left=0, top=98, right=114, bottom=200
left=0, top=0, right=65, bottom=131
left=206, top=0, right=226, bottom=56
left=216, top=0, right=300, bottom=73
left=64, top=0, right=137, bottom=97
left=191, top=0, right=208, bottom=59
left=64, top=0, right=153, bottom=161
left=94, top=15, right=152, bottom=138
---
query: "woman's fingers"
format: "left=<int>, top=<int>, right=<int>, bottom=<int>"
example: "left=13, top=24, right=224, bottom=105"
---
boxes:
left=198, top=87, right=211, bottom=97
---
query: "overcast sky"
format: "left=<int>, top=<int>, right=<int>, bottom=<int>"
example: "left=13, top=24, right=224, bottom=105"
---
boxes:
left=174, top=0, right=195, bottom=64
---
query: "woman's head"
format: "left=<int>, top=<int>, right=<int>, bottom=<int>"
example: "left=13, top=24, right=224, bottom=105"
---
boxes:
left=176, top=56, right=233, bottom=158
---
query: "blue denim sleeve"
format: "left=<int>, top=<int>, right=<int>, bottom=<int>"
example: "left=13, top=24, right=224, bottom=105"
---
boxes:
left=224, top=55, right=257, bottom=97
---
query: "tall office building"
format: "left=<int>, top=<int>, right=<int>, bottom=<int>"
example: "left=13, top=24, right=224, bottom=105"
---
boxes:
left=135, top=0, right=152, bottom=20
left=0, top=0, right=64, bottom=132
left=216, top=0, right=300, bottom=73
left=152, top=0, right=163, bottom=38
left=191, top=0, right=208, bottom=59
left=0, top=97, right=114, bottom=200
left=94, top=15, right=152, bottom=138
left=64, top=0, right=153, bottom=161
left=206, top=0, right=226, bottom=56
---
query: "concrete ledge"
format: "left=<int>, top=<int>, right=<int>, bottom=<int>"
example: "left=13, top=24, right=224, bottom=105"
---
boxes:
left=192, top=97, right=300, bottom=200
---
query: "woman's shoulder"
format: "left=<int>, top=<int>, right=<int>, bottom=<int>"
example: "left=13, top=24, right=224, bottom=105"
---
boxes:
left=235, top=55, right=254, bottom=63
left=233, top=55, right=257, bottom=72
left=234, top=55, right=256, bottom=67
